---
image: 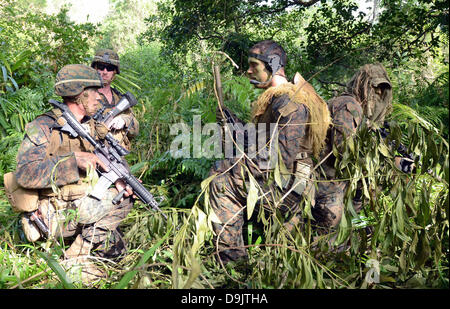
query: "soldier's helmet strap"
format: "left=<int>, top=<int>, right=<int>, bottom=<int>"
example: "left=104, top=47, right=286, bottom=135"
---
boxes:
left=248, top=43, right=284, bottom=75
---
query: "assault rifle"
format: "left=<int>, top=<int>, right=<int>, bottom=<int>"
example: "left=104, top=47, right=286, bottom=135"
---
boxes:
left=49, top=99, right=167, bottom=220
left=379, top=121, right=415, bottom=173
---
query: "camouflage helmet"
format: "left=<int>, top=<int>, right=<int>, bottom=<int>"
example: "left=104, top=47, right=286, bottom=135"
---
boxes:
left=55, top=64, right=103, bottom=97
left=91, top=48, right=120, bottom=74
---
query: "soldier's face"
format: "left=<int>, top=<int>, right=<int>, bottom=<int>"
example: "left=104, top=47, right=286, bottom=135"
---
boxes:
left=83, top=88, right=102, bottom=117
left=247, top=56, right=271, bottom=87
left=95, top=62, right=116, bottom=86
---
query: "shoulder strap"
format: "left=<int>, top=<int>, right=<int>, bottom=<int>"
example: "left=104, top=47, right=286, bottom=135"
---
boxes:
left=111, top=87, right=123, bottom=97
left=43, top=109, right=66, bottom=156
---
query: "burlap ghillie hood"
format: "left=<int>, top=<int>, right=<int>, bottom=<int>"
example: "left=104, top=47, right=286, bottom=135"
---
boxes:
left=251, top=74, right=331, bottom=157
left=346, top=63, right=392, bottom=127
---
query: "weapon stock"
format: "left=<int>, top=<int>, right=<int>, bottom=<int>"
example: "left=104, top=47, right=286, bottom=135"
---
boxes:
left=94, top=92, right=138, bottom=157
left=98, top=91, right=138, bottom=127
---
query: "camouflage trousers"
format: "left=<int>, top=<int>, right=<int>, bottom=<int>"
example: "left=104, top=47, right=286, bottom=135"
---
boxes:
left=312, top=181, right=363, bottom=232
left=208, top=158, right=305, bottom=264
left=38, top=188, right=133, bottom=260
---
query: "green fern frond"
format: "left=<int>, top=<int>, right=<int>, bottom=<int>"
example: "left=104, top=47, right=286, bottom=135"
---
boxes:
left=175, top=81, right=206, bottom=103
left=111, top=69, right=142, bottom=94
left=391, top=103, right=440, bottom=135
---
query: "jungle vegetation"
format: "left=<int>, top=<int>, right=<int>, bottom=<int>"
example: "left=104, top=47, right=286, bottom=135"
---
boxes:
left=0, top=0, right=448, bottom=289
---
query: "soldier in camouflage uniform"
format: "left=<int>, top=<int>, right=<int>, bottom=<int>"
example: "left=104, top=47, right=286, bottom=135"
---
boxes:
left=16, top=64, right=134, bottom=283
left=209, top=40, right=331, bottom=263
left=312, top=63, right=394, bottom=230
left=91, top=49, right=139, bottom=150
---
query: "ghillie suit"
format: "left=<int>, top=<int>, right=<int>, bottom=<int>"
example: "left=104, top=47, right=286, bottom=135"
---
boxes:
left=347, top=63, right=393, bottom=129
left=312, top=63, right=393, bottom=230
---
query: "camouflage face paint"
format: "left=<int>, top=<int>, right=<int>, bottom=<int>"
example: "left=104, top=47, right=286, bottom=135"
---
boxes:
left=78, top=89, right=101, bottom=117
left=247, top=57, right=271, bottom=86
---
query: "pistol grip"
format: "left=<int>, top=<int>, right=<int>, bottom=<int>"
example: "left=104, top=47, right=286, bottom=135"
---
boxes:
left=112, top=189, right=126, bottom=205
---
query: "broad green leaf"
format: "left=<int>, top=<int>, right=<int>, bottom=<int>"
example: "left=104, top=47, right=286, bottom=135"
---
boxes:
left=378, top=142, right=391, bottom=158
left=274, top=161, right=283, bottom=189
left=36, top=251, right=75, bottom=289
left=182, top=255, right=201, bottom=289
left=246, top=174, right=258, bottom=220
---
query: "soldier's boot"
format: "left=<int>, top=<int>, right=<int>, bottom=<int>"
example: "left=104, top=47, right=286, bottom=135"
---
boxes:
left=63, top=235, right=106, bottom=284
left=92, top=228, right=128, bottom=262
left=20, top=213, right=41, bottom=242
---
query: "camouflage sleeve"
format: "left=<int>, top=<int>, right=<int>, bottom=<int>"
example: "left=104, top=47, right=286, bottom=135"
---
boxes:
left=15, top=116, right=80, bottom=189
left=272, top=95, right=309, bottom=170
left=122, top=109, right=139, bottom=139
left=329, top=96, right=363, bottom=150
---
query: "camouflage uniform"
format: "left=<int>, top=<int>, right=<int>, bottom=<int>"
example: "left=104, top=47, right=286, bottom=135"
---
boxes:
left=312, top=63, right=392, bottom=230
left=16, top=109, right=132, bottom=259
left=16, top=64, right=132, bottom=260
left=91, top=49, right=139, bottom=150
left=209, top=91, right=323, bottom=263
left=312, top=94, right=363, bottom=230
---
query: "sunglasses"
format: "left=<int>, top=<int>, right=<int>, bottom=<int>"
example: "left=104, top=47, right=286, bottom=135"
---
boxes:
left=95, top=63, right=117, bottom=72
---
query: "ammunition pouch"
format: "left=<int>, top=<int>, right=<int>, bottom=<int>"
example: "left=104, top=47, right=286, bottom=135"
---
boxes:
left=3, top=172, right=39, bottom=213
left=75, top=188, right=117, bottom=224
left=291, top=159, right=311, bottom=196
left=39, top=183, right=91, bottom=202
left=280, top=152, right=315, bottom=200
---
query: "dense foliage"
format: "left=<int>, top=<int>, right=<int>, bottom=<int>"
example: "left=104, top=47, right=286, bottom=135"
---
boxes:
left=0, top=0, right=448, bottom=289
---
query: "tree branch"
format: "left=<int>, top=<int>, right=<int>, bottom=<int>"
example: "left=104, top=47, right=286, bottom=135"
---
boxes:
left=248, top=0, right=321, bottom=17
left=317, top=79, right=347, bottom=88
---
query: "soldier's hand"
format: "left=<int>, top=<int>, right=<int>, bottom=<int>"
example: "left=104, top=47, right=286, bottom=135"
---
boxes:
left=74, top=152, right=109, bottom=172
left=114, top=180, right=133, bottom=203
left=216, top=106, right=230, bottom=123
left=107, top=116, right=126, bottom=130
left=216, top=106, right=239, bottom=124
left=94, top=121, right=109, bottom=139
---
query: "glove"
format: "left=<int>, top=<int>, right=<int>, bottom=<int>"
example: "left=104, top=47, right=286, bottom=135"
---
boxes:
left=400, top=158, right=415, bottom=173
left=107, top=116, right=127, bottom=130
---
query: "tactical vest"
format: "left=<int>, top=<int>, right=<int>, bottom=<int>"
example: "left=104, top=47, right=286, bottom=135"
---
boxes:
left=4, top=108, right=96, bottom=213
left=39, top=108, right=95, bottom=201
left=253, top=93, right=315, bottom=199
left=254, top=93, right=314, bottom=168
